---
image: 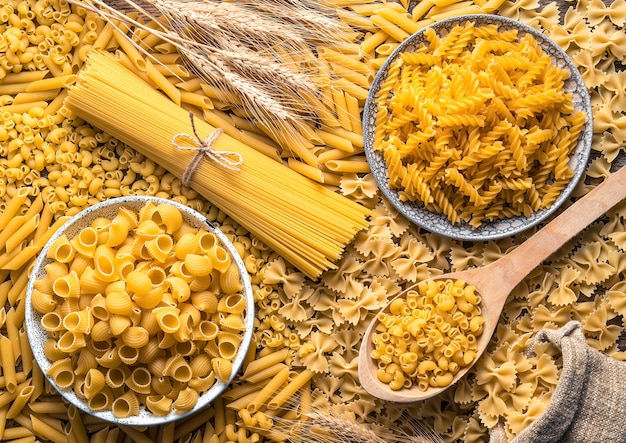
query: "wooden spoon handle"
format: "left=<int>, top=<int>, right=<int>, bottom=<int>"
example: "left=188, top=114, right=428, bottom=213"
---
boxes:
left=494, top=165, right=626, bottom=289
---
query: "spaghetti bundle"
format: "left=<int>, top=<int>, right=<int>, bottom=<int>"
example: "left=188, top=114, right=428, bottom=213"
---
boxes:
left=65, top=51, right=371, bottom=279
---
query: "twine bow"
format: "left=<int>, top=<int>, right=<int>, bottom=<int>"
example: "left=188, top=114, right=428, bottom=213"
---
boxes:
left=173, top=112, right=243, bottom=187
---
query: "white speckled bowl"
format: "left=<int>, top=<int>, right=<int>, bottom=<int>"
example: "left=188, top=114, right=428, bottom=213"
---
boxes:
left=25, top=196, right=255, bottom=426
left=363, top=14, right=593, bottom=241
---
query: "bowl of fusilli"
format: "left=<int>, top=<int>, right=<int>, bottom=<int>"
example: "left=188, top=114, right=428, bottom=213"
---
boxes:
left=25, top=196, right=255, bottom=426
left=363, top=14, right=592, bottom=241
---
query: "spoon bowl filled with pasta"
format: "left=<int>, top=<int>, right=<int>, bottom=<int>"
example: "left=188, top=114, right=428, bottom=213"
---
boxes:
left=363, top=14, right=593, bottom=241
left=359, top=162, right=626, bottom=402
left=25, top=196, right=255, bottom=426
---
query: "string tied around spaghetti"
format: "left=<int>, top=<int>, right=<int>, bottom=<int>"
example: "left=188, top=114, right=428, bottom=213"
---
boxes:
left=173, top=112, right=243, bottom=187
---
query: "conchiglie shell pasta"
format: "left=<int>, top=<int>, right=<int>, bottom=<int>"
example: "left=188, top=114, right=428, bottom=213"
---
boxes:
left=112, top=390, right=140, bottom=418
left=105, top=366, right=130, bottom=389
left=191, top=290, right=218, bottom=313
left=146, top=395, right=173, bottom=416
left=196, top=231, right=218, bottom=253
left=62, top=307, right=94, bottom=334
left=126, top=367, right=152, bottom=394
left=183, top=254, right=213, bottom=277
left=115, top=206, right=139, bottom=230
left=173, top=340, right=196, bottom=357
left=146, top=266, right=167, bottom=287
left=219, top=263, right=244, bottom=294
left=44, top=339, right=67, bottom=361
left=88, top=386, right=114, bottom=411
left=189, top=353, right=213, bottom=377
left=106, top=218, right=130, bottom=248
left=169, top=260, right=194, bottom=283
left=93, top=245, right=117, bottom=282
left=164, top=354, right=192, bottom=382
left=152, top=306, right=181, bottom=333
left=91, top=321, right=113, bottom=342
left=122, top=326, right=150, bottom=348
left=217, top=332, right=243, bottom=359
left=173, top=386, right=198, bottom=412
left=138, top=201, right=158, bottom=223
left=151, top=376, right=174, bottom=397
left=165, top=276, right=191, bottom=303
left=53, top=270, right=81, bottom=298
left=71, top=226, right=99, bottom=256
left=46, top=357, right=75, bottom=389
left=133, top=286, right=163, bottom=310
left=206, top=245, right=230, bottom=273
left=109, top=314, right=131, bottom=336
left=75, top=348, right=98, bottom=375
left=154, top=203, right=184, bottom=234
left=188, top=373, right=216, bottom=392
left=90, top=294, right=110, bottom=321
left=189, top=273, right=214, bottom=292
left=41, top=311, right=64, bottom=332
left=97, top=348, right=123, bottom=370
left=59, top=298, right=80, bottom=317
left=192, top=320, right=219, bottom=341
left=212, top=357, right=233, bottom=383
left=79, top=267, right=109, bottom=295
left=125, top=270, right=152, bottom=296
left=113, top=253, right=135, bottom=279
left=31, top=289, right=57, bottom=314
left=217, top=293, right=246, bottom=315
left=70, top=254, right=94, bottom=277
left=136, top=219, right=163, bottom=239
left=84, top=368, right=106, bottom=399
left=146, top=234, right=173, bottom=262
left=174, top=232, right=199, bottom=259
left=219, top=313, right=246, bottom=332
left=179, top=303, right=201, bottom=326
left=138, top=338, right=163, bottom=364
left=47, top=234, right=75, bottom=263
left=139, top=310, right=161, bottom=335
left=105, top=291, right=133, bottom=316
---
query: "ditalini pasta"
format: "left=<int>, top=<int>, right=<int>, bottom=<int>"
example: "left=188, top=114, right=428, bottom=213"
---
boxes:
left=32, top=201, right=250, bottom=417
left=373, top=20, right=587, bottom=227
left=65, top=51, right=371, bottom=279
left=371, top=279, right=484, bottom=391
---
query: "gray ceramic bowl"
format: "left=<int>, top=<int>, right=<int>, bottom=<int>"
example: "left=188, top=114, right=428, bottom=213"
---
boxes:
left=363, top=14, right=593, bottom=241
left=25, top=196, right=255, bottom=426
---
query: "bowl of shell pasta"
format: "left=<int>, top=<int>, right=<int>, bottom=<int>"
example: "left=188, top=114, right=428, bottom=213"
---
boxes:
left=363, top=14, right=593, bottom=241
left=25, top=196, right=254, bottom=426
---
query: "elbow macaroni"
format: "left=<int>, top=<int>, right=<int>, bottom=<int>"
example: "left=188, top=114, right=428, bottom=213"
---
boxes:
left=371, top=279, right=484, bottom=391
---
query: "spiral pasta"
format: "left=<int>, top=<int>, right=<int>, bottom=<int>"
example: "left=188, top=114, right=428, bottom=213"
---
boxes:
left=373, top=20, right=587, bottom=227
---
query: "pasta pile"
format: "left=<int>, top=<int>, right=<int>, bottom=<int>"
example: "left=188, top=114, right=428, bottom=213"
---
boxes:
left=372, top=279, right=484, bottom=391
left=32, top=201, right=248, bottom=418
left=64, top=50, right=371, bottom=280
left=0, top=0, right=625, bottom=442
left=374, top=20, right=587, bottom=227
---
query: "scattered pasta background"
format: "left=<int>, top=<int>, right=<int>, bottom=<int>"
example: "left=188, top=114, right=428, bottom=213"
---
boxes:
left=1, top=0, right=625, bottom=442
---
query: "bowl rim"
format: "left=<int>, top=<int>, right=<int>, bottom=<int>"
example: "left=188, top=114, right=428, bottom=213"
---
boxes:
left=24, top=196, right=255, bottom=426
left=363, top=13, right=593, bottom=241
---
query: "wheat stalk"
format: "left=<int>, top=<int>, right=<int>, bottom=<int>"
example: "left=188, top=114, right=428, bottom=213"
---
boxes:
left=254, top=397, right=444, bottom=443
left=70, top=0, right=356, bottom=158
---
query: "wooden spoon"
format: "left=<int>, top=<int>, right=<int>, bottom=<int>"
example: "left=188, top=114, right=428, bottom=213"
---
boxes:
left=359, top=165, right=626, bottom=403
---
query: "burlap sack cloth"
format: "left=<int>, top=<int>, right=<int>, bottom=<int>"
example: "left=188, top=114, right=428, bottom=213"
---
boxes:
left=490, top=321, right=626, bottom=443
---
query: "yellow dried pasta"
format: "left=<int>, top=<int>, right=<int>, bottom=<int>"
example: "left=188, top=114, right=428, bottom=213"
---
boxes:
left=32, top=201, right=249, bottom=417
left=371, top=279, right=484, bottom=391
left=373, top=20, right=587, bottom=228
